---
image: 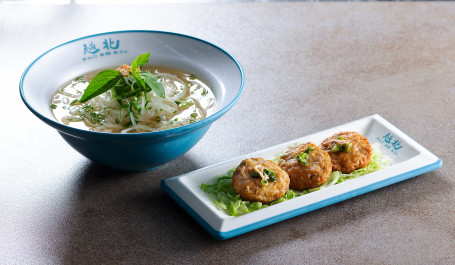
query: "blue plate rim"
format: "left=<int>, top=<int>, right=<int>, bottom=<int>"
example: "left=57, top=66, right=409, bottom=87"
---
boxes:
left=161, top=158, right=442, bottom=240
left=160, top=114, right=443, bottom=240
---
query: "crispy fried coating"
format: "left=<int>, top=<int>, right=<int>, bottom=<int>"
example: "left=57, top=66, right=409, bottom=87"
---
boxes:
left=320, top=131, right=372, bottom=174
left=278, top=142, right=332, bottom=190
left=232, top=158, right=290, bottom=203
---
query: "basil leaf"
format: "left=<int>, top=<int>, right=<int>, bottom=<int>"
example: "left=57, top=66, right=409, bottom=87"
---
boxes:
left=133, top=74, right=147, bottom=91
left=141, top=72, right=165, bottom=98
left=131, top=52, right=150, bottom=75
left=79, top=69, right=123, bottom=103
left=130, top=53, right=150, bottom=90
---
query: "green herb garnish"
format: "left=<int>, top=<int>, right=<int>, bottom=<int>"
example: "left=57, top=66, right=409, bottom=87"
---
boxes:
left=332, top=142, right=352, bottom=152
left=131, top=101, right=142, bottom=111
left=296, top=146, right=313, bottom=165
left=251, top=171, right=260, bottom=178
left=263, top=168, right=276, bottom=180
left=79, top=52, right=165, bottom=103
left=179, top=99, right=194, bottom=108
left=250, top=167, right=276, bottom=185
left=145, top=101, right=152, bottom=110
left=141, top=72, right=165, bottom=98
left=79, top=69, right=123, bottom=103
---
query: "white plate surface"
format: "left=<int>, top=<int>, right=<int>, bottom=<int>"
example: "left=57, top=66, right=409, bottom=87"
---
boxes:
left=161, top=114, right=442, bottom=240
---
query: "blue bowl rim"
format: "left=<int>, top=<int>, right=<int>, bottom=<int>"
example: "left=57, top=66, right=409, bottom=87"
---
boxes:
left=19, top=30, right=245, bottom=141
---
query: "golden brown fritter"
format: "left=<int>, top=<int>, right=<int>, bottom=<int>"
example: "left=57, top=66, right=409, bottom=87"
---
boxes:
left=278, top=142, right=332, bottom=190
left=232, top=158, right=290, bottom=203
left=320, top=131, right=372, bottom=174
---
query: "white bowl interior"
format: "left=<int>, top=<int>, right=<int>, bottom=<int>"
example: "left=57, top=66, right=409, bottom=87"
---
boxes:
left=22, top=31, right=243, bottom=123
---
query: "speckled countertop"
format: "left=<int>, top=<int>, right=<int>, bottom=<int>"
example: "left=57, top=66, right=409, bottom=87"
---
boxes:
left=1, top=2, right=454, bottom=264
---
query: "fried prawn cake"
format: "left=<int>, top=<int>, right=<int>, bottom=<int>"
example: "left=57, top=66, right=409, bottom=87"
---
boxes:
left=278, top=142, right=332, bottom=190
left=232, top=158, right=290, bottom=203
left=320, top=131, right=372, bottom=174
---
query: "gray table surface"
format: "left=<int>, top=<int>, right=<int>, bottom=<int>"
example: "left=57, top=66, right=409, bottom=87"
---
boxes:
left=1, top=2, right=454, bottom=264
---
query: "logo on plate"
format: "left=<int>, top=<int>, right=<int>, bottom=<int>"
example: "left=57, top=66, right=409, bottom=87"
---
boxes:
left=82, top=38, right=128, bottom=62
left=376, top=133, right=403, bottom=156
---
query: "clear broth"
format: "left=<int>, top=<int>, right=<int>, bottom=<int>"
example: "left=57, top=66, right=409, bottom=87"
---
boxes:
left=51, top=66, right=216, bottom=133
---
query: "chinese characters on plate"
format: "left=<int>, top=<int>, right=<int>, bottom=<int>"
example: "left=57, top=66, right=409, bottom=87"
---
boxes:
left=376, top=133, right=403, bottom=156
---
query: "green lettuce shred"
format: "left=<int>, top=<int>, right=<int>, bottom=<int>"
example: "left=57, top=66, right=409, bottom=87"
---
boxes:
left=200, top=145, right=389, bottom=217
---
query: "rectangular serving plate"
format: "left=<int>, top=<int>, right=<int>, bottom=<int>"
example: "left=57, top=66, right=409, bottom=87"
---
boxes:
left=161, top=114, right=442, bottom=240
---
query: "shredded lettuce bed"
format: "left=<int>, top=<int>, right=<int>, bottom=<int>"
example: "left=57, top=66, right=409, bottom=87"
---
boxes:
left=200, top=145, right=390, bottom=217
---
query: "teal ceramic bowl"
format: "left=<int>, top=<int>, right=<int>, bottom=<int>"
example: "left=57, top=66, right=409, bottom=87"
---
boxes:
left=20, top=31, right=244, bottom=171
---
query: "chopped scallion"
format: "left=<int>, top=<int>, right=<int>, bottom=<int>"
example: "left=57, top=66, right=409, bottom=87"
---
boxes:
left=296, top=147, right=313, bottom=165
left=251, top=171, right=260, bottom=178
left=331, top=142, right=352, bottom=152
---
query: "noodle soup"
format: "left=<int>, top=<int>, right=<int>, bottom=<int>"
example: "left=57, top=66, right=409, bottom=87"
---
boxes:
left=51, top=65, right=216, bottom=133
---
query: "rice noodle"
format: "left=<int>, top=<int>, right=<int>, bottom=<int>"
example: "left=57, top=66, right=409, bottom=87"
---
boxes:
left=51, top=66, right=216, bottom=133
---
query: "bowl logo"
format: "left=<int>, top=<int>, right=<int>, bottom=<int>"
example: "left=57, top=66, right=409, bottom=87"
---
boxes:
left=82, top=38, right=128, bottom=62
